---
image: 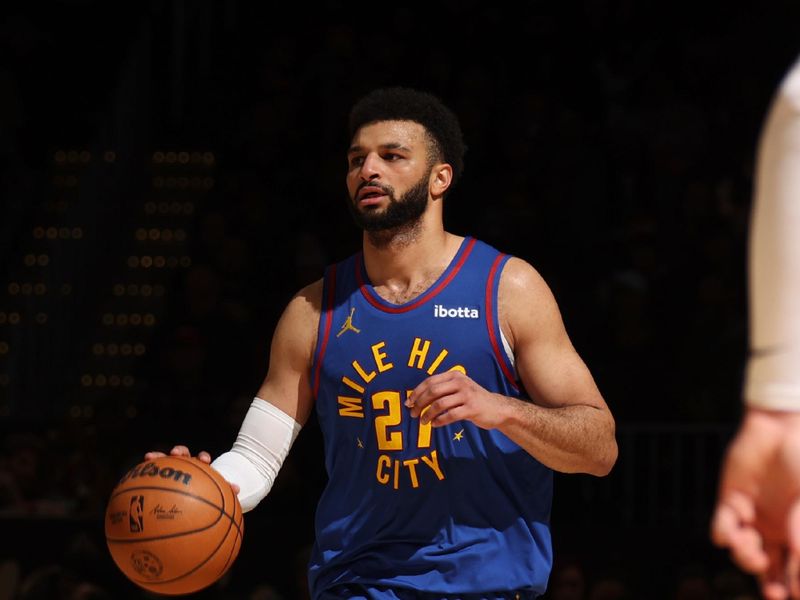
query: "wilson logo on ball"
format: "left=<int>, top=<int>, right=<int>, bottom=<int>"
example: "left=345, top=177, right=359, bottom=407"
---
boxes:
left=119, top=461, right=193, bottom=486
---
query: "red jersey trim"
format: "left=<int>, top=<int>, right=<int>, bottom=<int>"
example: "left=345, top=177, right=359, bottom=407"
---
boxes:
left=356, top=237, right=477, bottom=313
left=486, top=254, right=519, bottom=390
left=312, top=264, right=337, bottom=399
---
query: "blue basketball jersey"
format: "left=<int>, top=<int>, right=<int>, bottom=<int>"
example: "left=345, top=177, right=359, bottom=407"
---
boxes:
left=308, top=237, right=553, bottom=597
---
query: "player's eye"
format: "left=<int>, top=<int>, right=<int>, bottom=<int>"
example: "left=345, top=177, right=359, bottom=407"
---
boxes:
left=383, top=153, right=401, bottom=161
left=349, top=156, right=364, bottom=168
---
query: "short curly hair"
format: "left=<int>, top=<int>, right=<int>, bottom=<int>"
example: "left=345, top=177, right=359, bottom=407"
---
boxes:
left=348, top=87, right=466, bottom=187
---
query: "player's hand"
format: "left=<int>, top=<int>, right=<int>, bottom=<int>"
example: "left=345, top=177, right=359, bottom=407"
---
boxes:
left=144, top=446, right=240, bottom=495
left=711, top=409, right=800, bottom=600
left=145, top=445, right=211, bottom=463
left=406, top=370, right=508, bottom=430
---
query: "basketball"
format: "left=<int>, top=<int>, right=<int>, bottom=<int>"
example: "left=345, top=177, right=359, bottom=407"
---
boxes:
left=105, top=455, right=244, bottom=595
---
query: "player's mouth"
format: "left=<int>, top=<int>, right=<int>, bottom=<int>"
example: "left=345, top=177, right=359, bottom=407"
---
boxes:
left=357, top=186, right=389, bottom=206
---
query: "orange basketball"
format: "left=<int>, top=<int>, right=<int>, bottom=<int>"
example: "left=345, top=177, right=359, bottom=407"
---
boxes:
left=105, top=456, right=244, bottom=595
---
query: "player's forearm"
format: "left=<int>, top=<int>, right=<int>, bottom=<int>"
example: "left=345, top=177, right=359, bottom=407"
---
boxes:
left=745, top=57, right=800, bottom=411
left=211, top=398, right=302, bottom=512
left=497, top=397, right=617, bottom=476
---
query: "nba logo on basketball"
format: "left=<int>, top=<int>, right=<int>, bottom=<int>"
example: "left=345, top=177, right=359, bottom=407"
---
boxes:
left=129, top=495, right=144, bottom=532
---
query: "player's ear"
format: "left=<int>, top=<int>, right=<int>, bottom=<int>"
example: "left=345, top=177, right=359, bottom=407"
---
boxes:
left=430, top=163, right=453, bottom=198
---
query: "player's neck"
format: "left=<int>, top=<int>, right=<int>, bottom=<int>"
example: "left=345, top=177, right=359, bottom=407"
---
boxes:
left=362, top=224, right=460, bottom=289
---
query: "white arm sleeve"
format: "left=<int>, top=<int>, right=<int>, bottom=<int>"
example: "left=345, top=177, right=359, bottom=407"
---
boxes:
left=745, top=56, right=800, bottom=410
left=211, top=397, right=302, bottom=512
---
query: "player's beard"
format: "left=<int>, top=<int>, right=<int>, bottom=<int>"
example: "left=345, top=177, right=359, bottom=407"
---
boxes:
left=347, top=174, right=429, bottom=235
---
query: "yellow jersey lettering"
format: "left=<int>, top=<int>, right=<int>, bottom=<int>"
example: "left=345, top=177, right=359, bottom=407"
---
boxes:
left=407, top=337, right=431, bottom=369
left=342, top=376, right=365, bottom=394
left=337, top=396, right=364, bottom=418
left=426, top=348, right=449, bottom=375
left=449, top=365, right=466, bottom=375
left=374, top=450, right=445, bottom=489
left=372, top=391, right=403, bottom=450
left=376, top=455, right=391, bottom=484
left=403, top=458, right=420, bottom=488
left=371, top=341, right=394, bottom=373
left=352, top=360, right=376, bottom=384
left=421, top=450, right=445, bottom=480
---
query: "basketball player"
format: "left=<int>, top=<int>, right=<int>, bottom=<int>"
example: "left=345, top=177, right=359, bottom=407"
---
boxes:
left=712, top=57, right=800, bottom=600
left=148, top=87, right=618, bottom=598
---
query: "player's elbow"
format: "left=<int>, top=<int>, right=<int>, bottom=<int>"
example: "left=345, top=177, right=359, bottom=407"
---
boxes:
left=591, top=438, right=618, bottom=477
left=561, top=437, right=617, bottom=476
left=593, top=420, right=619, bottom=476
left=591, top=411, right=618, bottom=476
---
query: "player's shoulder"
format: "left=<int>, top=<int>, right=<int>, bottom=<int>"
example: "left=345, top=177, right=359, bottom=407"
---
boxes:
left=464, top=236, right=554, bottom=302
left=273, top=278, right=323, bottom=360
left=496, top=255, right=562, bottom=344
left=284, top=278, right=324, bottom=321
left=498, top=256, right=552, bottom=299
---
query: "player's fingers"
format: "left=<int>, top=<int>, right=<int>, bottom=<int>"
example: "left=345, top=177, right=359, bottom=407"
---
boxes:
left=230, top=483, right=240, bottom=495
left=761, top=545, right=789, bottom=600
left=727, top=490, right=757, bottom=523
left=712, top=490, right=757, bottom=541
left=197, top=451, right=212, bottom=463
left=787, top=552, right=800, bottom=600
left=788, top=500, right=800, bottom=557
left=714, top=499, right=768, bottom=576
left=410, top=381, right=461, bottom=416
left=729, top=524, right=769, bottom=574
left=431, top=405, right=467, bottom=428
left=170, top=445, right=191, bottom=457
left=729, top=525, right=769, bottom=574
left=421, top=394, right=461, bottom=425
left=144, top=451, right=167, bottom=460
left=408, top=372, right=445, bottom=401
left=711, top=502, right=739, bottom=547
left=762, top=580, right=790, bottom=600
left=784, top=501, right=800, bottom=599
left=408, top=371, right=461, bottom=407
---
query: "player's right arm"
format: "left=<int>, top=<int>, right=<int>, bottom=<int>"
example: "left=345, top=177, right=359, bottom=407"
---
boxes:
left=145, top=278, right=323, bottom=511
left=252, top=278, right=322, bottom=426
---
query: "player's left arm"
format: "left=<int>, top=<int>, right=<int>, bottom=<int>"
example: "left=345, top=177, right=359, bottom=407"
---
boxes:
left=408, top=257, right=617, bottom=476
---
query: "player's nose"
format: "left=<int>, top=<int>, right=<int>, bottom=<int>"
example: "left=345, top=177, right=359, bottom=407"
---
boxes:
left=359, top=152, right=382, bottom=180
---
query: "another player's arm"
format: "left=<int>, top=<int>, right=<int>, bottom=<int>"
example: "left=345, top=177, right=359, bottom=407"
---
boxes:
left=408, top=258, right=616, bottom=476
left=711, top=58, right=800, bottom=599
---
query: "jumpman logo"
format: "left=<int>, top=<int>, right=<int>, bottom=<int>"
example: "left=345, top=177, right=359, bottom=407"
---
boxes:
left=337, top=307, right=361, bottom=337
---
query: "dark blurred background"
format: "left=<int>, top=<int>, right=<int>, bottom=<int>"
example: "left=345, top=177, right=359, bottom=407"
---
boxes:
left=1, top=1, right=799, bottom=598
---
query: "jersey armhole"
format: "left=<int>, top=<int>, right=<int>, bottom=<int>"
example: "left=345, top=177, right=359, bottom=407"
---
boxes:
left=485, top=254, right=519, bottom=391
